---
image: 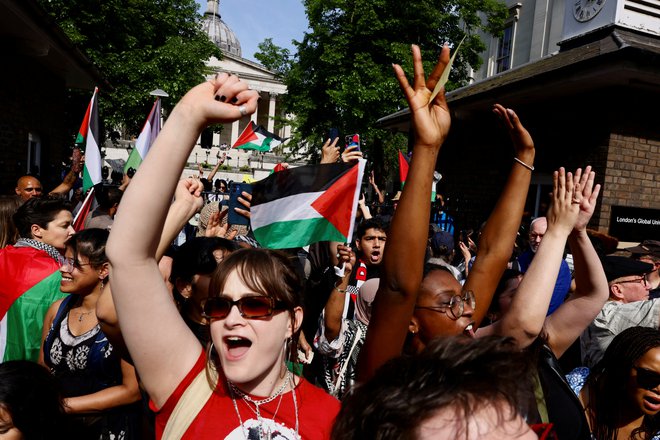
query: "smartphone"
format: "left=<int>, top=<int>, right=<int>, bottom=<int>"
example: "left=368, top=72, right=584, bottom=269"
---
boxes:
left=329, top=127, right=339, bottom=142
left=345, top=133, right=360, bottom=151
left=228, top=183, right=252, bottom=226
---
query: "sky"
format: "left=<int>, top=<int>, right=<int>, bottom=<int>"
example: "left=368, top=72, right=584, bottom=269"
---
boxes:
left=195, top=0, right=309, bottom=62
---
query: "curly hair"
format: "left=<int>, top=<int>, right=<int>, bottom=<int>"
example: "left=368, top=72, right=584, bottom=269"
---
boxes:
left=587, top=326, right=660, bottom=440
left=332, top=335, right=536, bottom=439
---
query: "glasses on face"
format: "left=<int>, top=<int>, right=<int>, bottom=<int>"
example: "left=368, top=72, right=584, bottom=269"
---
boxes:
left=618, top=276, right=648, bottom=286
left=529, top=233, right=544, bottom=241
left=415, top=290, right=476, bottom=320
left=634, top=366, right=660, bottom=390
left=202, top=295, right=286, bottom=319
left=60, top=257, right=92, bottom=273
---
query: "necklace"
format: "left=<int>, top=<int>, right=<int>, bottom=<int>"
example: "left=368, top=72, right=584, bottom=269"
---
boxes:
left=228, top=371, right=300, bottom=440
left=76, top=310, right=94, bottom=322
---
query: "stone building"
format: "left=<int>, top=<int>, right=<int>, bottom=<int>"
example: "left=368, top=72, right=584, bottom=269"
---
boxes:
left=378, top=0, right=659, bottom=243
left=191, top=0, right=295, bottom=179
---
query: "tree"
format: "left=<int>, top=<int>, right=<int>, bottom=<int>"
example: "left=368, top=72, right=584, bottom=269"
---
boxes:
left=254, top=38, right=291, bottom=77
left=258, top=0, right=507, bottom=183
left=38, top=0, right=220, bottom=136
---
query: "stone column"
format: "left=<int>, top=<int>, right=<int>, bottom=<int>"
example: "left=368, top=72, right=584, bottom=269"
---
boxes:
left=251, top=91, right=260, bottom=123
left=231, top=120, right=240, bottom=146
left=268, top=93, right=277, bottom=133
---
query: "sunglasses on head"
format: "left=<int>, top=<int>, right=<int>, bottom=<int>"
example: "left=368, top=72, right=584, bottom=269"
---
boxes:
left=202, top=295, right=286, bottom=319
left=634, top=366, right=660, bottom=390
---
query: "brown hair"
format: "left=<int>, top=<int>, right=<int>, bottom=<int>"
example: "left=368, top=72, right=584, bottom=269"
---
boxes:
left=205, top=248, right=304, bottom=381
left=0, top=196, right=21, bottom=248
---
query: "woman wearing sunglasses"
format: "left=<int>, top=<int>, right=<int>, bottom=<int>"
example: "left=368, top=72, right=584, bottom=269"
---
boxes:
left=569, top=326, right=660, bottom=439
left=39, top=228, right=142, bottom=439
left=107, top=74, right=339, bottom=439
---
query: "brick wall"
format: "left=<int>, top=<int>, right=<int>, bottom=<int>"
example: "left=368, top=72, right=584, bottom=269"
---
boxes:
left=598, top=133, right=660, bottom=232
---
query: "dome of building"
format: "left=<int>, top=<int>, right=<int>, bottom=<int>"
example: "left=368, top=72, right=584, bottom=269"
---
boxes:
left=202, top=0, right=242, bottom=57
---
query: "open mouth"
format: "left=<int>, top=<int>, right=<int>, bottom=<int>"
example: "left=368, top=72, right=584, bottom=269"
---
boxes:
left=370, top=251, right=381, bottom=263
left=644, top=395, right=660, bottom=412
left=224, top=336, right=252, bottom=360
left=463, top=322, right=476, bottom=338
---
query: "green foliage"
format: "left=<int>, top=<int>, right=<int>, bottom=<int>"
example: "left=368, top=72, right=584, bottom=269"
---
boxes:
left=239, top=165, right=252, bottom=172
left=38, top=0, right=221, bottom=135
left=255, top=0, right=506, bottom=183
left=254, top=38, right=291, bottom=76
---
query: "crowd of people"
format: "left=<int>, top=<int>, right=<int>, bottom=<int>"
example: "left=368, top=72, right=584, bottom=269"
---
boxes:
left=1, top=44, right=659, bottom=440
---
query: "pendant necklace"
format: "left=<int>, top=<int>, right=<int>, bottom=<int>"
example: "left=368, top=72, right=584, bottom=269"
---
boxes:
left=229, top=371, right=300, bottom=440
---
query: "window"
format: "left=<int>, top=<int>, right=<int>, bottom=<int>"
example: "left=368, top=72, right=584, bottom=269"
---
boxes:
left=496, top=23, right=514, bottom=73
left=27, top=132, right=41, bottom=174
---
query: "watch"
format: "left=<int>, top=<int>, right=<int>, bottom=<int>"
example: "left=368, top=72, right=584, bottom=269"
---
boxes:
left=573, top=0, right=606, bottom=22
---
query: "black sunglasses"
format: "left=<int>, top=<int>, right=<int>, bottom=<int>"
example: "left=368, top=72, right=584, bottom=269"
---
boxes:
left=634, top=366, right=660, bottom=390
left=203, top=296, right=286, bottom=319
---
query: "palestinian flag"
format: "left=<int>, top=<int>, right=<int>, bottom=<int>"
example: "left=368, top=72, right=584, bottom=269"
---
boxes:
left=398, top=150, right=409, bottom=189
left=124, top=98, right=161, bottom=173
left=251, top=159, right=366, bottom=249
left=72, top=186, right=96, bottom=232
left=233, top=122, right=283, bottom=152
left=77, top=88, right=102, bottom=193
left=0, top=246, right=66, bottom=362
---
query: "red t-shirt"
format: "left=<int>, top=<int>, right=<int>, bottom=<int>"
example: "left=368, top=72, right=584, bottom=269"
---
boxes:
left=153, top=351, right=340, bottom=439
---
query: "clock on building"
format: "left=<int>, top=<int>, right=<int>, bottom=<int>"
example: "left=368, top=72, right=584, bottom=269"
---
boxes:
left=573, top=0, right=607, bottom=22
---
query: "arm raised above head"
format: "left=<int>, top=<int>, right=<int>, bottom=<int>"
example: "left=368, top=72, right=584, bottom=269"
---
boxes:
left=106, top=74, right=259, bottom=407
left=545, top=167, right=607, bottom=358
left=466, top=105, right=535, bottom=329
left=479, top=168, right=579, bottom=348
left=358, top=44, right=451, bottom=382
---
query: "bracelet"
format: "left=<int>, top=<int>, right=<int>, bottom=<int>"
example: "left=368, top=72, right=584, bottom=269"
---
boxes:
left=514, top=157, right=534, bottom=171
left=333, top=281, right=346, bottom=294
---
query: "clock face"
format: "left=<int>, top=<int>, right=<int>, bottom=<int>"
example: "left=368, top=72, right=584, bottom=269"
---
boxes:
left=574, top=0, right=606, bottom=22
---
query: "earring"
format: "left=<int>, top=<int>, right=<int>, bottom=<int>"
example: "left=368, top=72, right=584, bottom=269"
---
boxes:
left=100, top=278, right=105, bottom=291
left=286, top=337, right=293, bottom=365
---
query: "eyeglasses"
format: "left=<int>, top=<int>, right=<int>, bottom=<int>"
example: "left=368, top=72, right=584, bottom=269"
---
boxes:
left=60, top=257, right=92, bottom=273
left=415, top=290, right=476, bottom=320
left=634, top=366, right=660, bottom=390
left=618, top=276, right=648, bottom=286
left=529, top=233, right=544, bottom=241
left=203, top=296, right=287, bottom=319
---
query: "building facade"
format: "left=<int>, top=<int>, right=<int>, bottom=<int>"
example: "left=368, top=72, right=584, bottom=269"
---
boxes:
left=379, top=0, right=659, bottom=243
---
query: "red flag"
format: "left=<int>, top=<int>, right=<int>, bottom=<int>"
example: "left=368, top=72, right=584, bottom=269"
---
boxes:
left=72, top=187, right=96, bottom=232
left=398, top=150, right=409, bottom=189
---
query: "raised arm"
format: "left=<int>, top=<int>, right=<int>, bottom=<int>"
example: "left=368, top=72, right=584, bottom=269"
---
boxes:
left=96, top=178, right=204, bottom=363
left=49, top=148, right=83, bottom=196
left=466, top=105, right=535, bottom=328
left=545, top=166, right=607, bottom=358
left=207, top=153, right=225, bottom=182
left=369, top=171, right=385, bottom=204
left=477, top=168, right=579, bottom=348
left=358, top=44, right=451, bottom=382
left=105, top=74, right=258, bottom=407
left=320, top=137, right=340, bottom=164
left=323, top=244, right=356, bottom=341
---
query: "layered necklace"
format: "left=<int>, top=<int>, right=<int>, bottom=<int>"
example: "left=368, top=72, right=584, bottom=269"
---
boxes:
left=228, top=371, right=300, bottom=440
